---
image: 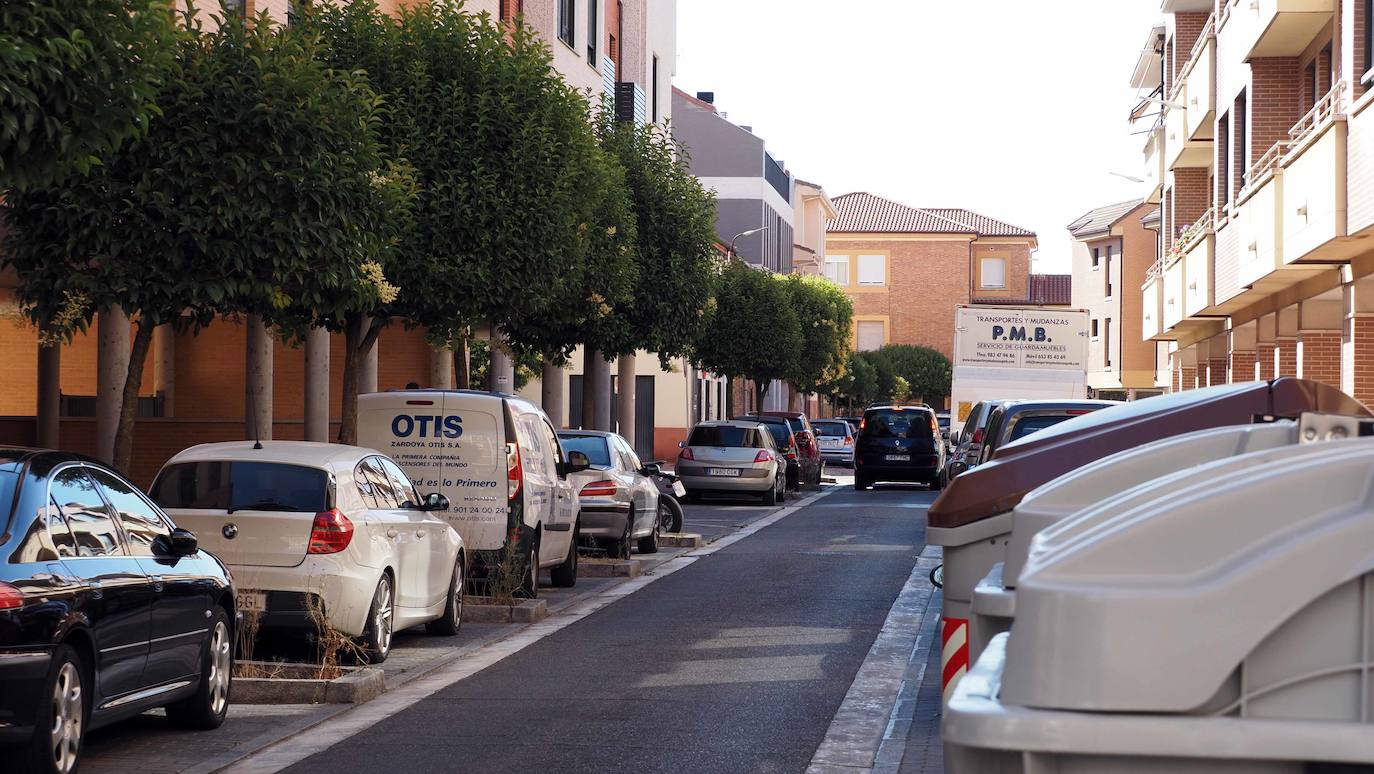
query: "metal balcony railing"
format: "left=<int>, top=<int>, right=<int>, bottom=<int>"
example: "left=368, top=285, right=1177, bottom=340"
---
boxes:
left=1288, top=82, right=1345, bottom=149
left=1170, top=14, right=1216, bottom=101
left=1242, top=141, right=1289, bottom=197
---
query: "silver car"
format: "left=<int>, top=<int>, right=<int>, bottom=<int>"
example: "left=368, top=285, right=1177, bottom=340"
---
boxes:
left=559, top=431, right=662, bottom=558
left=945, top=400, right=1005, bottom=483
left=676, top=421, right=787, bottom=505
left=811, top=419, right=855, bottom=466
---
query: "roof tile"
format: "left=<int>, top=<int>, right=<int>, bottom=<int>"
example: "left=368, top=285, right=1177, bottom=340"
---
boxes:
left=830, top=192, right=1035, bottom=238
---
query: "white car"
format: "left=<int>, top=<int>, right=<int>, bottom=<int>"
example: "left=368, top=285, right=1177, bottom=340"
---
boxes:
left=358, top=390, right=588, bottom=598
left=150, top=442, right=465, bottom=663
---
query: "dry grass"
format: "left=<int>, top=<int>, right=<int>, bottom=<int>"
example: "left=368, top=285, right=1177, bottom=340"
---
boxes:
left=473, top=541, right=528, bottom=606
left=232, top=611, right=289, bottom=679
left=305, top=590, right=369, bottom=679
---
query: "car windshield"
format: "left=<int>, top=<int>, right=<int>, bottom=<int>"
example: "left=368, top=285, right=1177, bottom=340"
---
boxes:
left=863, top=409, right=932, bottom=439
left=557, top=435, right=612, bottom=467
left=812, top=421, right=849, bottom=437
left=151, top=461, right=328, bottom=513
left=688, top=426, right=755, bottom=448
left=1007, top=414, right=1078, bottom=442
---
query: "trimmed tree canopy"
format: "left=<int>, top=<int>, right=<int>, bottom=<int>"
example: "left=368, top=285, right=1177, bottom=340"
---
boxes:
left=694, top=261, right=803, bottom=407
left=878, top=344, right=953, bottom=401
left=1, top=0, right=176, bottom=189
left=785, top=273, right=854, bottom=394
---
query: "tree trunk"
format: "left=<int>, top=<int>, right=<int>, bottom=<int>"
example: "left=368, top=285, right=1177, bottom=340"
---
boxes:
left=111, top=319, right=155, bottom=474
left=541, top=355, right=565, bottom=428
left=754, top=379, right=767, bottom=415
left=338, top=314, right=383, bottom=446
left=454, top=329, right=471, bottom=390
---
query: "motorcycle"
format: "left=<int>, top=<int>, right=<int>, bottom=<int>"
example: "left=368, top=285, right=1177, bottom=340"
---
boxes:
left=644, top=462, right=686, bottom=534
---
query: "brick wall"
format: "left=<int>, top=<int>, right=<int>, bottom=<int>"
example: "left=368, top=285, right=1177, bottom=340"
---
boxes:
left=1257, top=342, right=1277, bottom=380
left=1249, top=58, right=1302, bottom=161
left=1172, top=12, right=1211, bottom=87
left=1180, top=365, right=1198, bottom=390
left=1208, top=357, right=1229, bottom=387
left=1230, top=349, right=1256, bottom=383
left=1172, top=168, right=1211, bottom=239
left=1352, top=317, right=1374, bottom=407
left=1172, top=360, right=1182, bottom=392
left=1277, top=338, right=1299, bottom=376
left=1298, top=330, right=1341, bottom=386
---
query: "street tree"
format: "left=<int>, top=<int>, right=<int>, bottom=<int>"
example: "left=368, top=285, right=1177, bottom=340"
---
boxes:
left=858, top=350, right=901, bottom=403
left=784, top=273, right=854, bottom=401
left=310, top=0, right=615, bottom=387
left=694, top=262, right=803, bottom=411
left=877, top=344, right=953, bottom=404
left=2, top=9, right=401, bottom=470
left=823, top=351, right=877, bottom=411
left=1, top=0, right=176, bottom=189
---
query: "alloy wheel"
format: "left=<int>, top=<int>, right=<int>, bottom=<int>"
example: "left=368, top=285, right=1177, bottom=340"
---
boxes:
left=51, top=661, right=82, bottom=774
left=453, top=560, right=464, bottom=623
left=373, top=577, right=394, bottom=655
left=209, top=621, right=231, bottom=717
left=658, top=502, right=674, bottom=532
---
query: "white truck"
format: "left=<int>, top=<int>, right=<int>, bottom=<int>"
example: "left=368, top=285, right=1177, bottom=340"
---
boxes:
left=949, top=305, right=1091, bottom=438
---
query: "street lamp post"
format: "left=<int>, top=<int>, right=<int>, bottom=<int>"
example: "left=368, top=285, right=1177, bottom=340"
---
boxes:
left=728, top=226, right=770, bottom=263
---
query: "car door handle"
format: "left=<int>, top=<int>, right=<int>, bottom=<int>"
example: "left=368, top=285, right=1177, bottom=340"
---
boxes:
left=87, top=581, right=104, bottom=600
left=150, top=575, right=165, bottom=593
left=386, top=528, right=399, bottom=539
left=415, top=529, right=426, bottom=539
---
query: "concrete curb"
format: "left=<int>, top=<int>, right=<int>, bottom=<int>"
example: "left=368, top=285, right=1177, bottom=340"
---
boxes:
left=462, top=598, right=548, bottom=623
left=233, top=665, right=385, bottom=705
left=579, top=558, right=642, bottom=577
left=659, top=533, right=703, bottom=548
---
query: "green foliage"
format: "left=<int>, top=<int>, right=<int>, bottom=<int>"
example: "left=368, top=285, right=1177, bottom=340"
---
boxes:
left=694, top=262, right=803, bottom=402
left=877, top=344, right=953, bottom=400
left=860, top=350, right=901, bottom=403
left=0, top=0, right=177, bottom=189
left=599, top=118, right=720, bottom=363
left=784, top=273, right=853, bottom=394
left=470, top=339, right=541, bottom=392
left=309, top=0, right=618, bottom=351
left=823, top=351, right=878, bottom=407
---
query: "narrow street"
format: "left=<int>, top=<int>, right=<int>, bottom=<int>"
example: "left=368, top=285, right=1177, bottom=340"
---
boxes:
left=274, top=482, right=937, bottom=774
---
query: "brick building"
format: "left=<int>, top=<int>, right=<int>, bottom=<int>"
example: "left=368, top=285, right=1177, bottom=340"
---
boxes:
left=1134, top=0, right=1374, bottom=405
left=0, top=0, right=683, bottom=483
left=823, top=193, right=1042, bottom=369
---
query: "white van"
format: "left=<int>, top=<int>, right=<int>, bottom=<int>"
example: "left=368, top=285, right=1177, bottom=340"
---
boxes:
left=358, top=390, right=587, bottom=597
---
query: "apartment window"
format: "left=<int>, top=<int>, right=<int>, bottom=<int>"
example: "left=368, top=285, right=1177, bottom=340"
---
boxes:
left=1365, top=0, right=1374, bottom=87
left=1091, top=247, right=1100, bottom=269
left=980, top=257, right=1006, bottom=289
left=857, top=321, right=885, bottom=352
left=1104, top=249, right=1113, bottom=298
left=1103, top=318, right=1113, bottom=367
left=587, top=0, right=598, bottom=66
left=825, top=255, right=850, bottom=286
left=652, top=55, right=661, bottom=123
left=857, top=254, right=886, bottom=286
left=1218, top=112, right=1231, bottom=207
left=1303, top=60, right=1317, bottom=112
left=1091, top=318, right=1100, bottom=339
left=557, top=0, right=575, bottom=48
left=1235, top=89, right=1248, bottom=193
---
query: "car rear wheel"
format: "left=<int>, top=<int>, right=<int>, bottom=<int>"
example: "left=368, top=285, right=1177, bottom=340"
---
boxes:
left=28, top=644, right=85, bottom=774
left=361, top=574, right=395, bottom=663
left=550, top=527, right=578, bottom=587
left=166, top=608, right=232, bottom=729
left=636, top=517, right=660, bottom=554
left=854, top=473, right=871, bottom=491
left=426, top=557, right=464, bottom=635
left=606, top=519, right=632, bottom=560
left=763, top=478, right=779, bottom=506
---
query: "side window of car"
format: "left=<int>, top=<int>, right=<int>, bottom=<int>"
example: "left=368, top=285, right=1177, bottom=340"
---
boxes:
left=46, top=499, right=78, bottom=558
left=542, top=421, right=566, bottom=466
left=87, top=467, right=170, bottom=557
left=50, top=466, right=123, bottom=558
left=353, top=460, right=380, bottom=509
left=361, top=458, right=401, bottom=509
left=621, top=441, right=643, bottom=473
left=378, top=458, right=420, bottom=508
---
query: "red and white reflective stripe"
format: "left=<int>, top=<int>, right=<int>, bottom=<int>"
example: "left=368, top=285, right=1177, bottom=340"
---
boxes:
left=941, top=617, right=969, bottom=704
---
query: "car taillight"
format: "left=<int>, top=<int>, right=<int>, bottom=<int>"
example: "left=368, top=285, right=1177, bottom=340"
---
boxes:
left=679, top=447, right=695, bottom=461
left=0, top=582, right=24, bottom=610
left=785, top=446, right=798, bottom=460
left=1066, top=409, right=1093, bottom=415
left=844, top=436, right=853, bottom=446
left=506, top=442, right=523, bottom=501
left=580, top=480, right=618, bottom=497
left=972, top=428, right=984, bottom=444
left=307, top=509, right=354, bottom=554
left=929, top=415, right=939, bottom=436
left=754, top=450, right=773, bottom=463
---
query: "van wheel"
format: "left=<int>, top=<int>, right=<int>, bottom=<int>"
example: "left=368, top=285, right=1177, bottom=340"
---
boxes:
left=28, top=644, right=85, bottom=774
left=426, top=556, right=464, bottom=635
left=166, top=608, right=232, bottom=729
left=517, top=538, right=539, bottom=599
left=854, top=473, right=870, bottom=491
left=550, top=527, right=578, bottom=587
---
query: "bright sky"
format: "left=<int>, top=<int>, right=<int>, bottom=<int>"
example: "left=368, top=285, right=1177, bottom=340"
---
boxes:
left=675, top=0, right=1163, bottom=274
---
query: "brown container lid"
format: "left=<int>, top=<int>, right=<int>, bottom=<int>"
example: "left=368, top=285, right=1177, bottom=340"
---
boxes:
left=927, top=378, right=1370, bottom=529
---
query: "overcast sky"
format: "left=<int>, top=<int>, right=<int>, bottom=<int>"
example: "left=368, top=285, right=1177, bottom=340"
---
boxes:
left=675, top=0, right=1163, bottom=274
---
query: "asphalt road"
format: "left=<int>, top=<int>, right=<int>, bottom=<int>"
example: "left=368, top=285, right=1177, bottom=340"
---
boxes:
left=283, top=480, right=938, bottom=774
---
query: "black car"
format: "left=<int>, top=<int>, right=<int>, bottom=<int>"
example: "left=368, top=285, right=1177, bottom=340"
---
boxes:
left=0, top=449, right=235, bottom=774
left=734, top=415, right=818, bottom=491
left=853, top=405, right=945, bottom=490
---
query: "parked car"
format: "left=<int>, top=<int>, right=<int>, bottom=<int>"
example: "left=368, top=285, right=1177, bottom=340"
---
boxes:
left=759, top=411, right=825, bottom=488
left=944, top=400, right=1006, bottom=483
left=0, top=449, right=235, bottom=774
left=973, top=400, right=1120, bottom=466
left=558, top=431, right=662, bottom=558
left=736, top=414, right=822, bottom=491
left=811, top=419, right=856, bottom=466
left=676, top=421, right=788, bottom=504
left=853, top=405, right=946, bottom=491
left=936, top=412, right=952, bottom=449
left=357, top=390, right=589, bottom=600
left=152, top=441, right=465, bottom=664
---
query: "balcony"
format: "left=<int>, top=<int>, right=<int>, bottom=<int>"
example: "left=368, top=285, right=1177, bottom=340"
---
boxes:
left=1220, top=0, right=1334, bottom=61
left=1235, top=142, right=1285, bottom=288
left=1162, top=251, right=1186, bottom=331
left=1183, top=233, right=1215, bottom=318
left=1165, top=96, right=1212, bottom=169
left=1142, top=266, right=1163, bottom=340
left=1182, top=29, right=1215, bottom=141
left=1279, top=86, right=1347, bottom=264
left=1141, top=121, right=1165, bottom=204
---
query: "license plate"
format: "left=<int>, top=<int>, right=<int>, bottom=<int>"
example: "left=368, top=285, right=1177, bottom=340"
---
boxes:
left=707, top=468, right=740, bottom=477
left=672, top=481, right=687, bottom=497
left=236, top=590, right=267, bottom=614
left=820, top=439, right=841, bottom=448
left=884, top=454, right=910, bottom=462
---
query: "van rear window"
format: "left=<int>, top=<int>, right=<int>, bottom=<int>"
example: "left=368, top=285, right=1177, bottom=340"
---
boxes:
left=862, top=410, right=933, bottom=439
left=152, top=462, right=328, bottom=513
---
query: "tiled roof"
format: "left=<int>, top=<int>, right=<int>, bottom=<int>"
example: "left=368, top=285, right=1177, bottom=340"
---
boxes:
left=830, top=192, right=1035, bottom=238
left=1066, top=199, right=1145, bottom=238
left=973, top=274, right=1072, bottom=306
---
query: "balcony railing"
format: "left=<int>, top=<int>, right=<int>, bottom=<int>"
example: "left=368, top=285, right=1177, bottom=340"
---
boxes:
left=1242, top=141, right=1289, bottom=197
left=1165, top=208, right=1215, bottom=266
left=1288, top=82, right=1345, bottom=149
left=1172, top=14, right=1216, bottom=102
left=1144, top=258, right=1163, bottom=287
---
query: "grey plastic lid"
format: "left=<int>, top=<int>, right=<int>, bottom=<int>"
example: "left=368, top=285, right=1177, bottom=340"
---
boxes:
left=1001, top=437, right=1374, bottom=713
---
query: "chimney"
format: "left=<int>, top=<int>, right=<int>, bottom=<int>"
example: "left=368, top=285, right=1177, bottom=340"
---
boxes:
left=696, top=91, right=715, bottom=104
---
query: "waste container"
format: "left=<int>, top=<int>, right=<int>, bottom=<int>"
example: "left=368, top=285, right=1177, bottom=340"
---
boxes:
left=968, top=418, right=1309, bottom=665
left=927, top=378, right=1367, bottom=702
left=944, top=436, right=1374, bottom=773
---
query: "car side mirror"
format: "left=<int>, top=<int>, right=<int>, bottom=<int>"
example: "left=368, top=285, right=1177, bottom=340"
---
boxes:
left=929, top=564, right=944, bottom=589
left=559, top=450, right=591, bottom=477
left=678, top=440, right=687, bottom=449
left=157, top=528, right=198, bottom=558
left=421, top=492, right=450, bottom=512
left=641, top=462, right=662, bottom=476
